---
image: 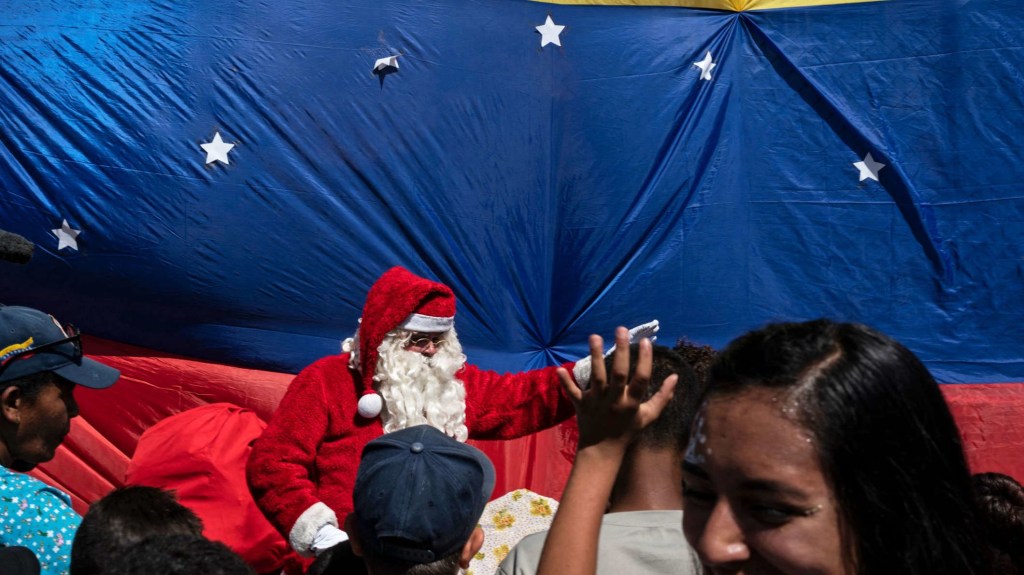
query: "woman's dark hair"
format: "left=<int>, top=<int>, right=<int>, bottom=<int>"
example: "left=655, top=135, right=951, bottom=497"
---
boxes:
left=707, top=319, right=985, bottom=575
left=973, top=472, right=1024, bottom=573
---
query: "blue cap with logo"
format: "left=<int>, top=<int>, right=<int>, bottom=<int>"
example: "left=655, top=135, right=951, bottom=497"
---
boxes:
left=0, top=305, right=119, bottom=388
left=352, top=424, right=496, bottom=564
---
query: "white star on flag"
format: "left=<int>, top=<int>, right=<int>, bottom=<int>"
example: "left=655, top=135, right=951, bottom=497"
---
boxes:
left=52, top=219, right=80, bottom=251
left=694, top=51, right=716, bottom=81
left=853, top=152, right=885, bottom=182
left=373, top=56, right=399, bottom=73
left=201, top=132, right=235, bottom=165
left=536, top=16, right=565, bottom=48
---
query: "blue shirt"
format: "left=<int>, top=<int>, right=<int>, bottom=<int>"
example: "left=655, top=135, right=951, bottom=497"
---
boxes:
left=0, top=466, right=81, bottom=575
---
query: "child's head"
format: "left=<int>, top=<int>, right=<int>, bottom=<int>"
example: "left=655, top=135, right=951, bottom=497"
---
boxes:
left=347, top=424, right=495, bottom=574
left=71, top=485, right=204, bottom=575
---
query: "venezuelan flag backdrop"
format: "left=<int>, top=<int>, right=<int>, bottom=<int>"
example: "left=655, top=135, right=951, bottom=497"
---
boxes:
left=2, top=0, right=1023, bottom=515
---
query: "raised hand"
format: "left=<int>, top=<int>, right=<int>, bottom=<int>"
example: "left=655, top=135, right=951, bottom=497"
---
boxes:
left=558, top=325, right=677, bottom=451
left=540, top=327, right=678, bottom=575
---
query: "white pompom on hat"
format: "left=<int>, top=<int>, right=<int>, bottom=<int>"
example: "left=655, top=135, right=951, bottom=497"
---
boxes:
left=357, top=393, right=384, bottom=419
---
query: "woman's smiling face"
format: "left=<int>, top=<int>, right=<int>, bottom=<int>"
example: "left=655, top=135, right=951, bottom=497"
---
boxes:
left=681, top=387, right=849, bottom=575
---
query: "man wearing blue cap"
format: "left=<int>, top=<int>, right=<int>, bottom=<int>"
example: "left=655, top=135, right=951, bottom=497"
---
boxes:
left=342, top=424, right=495, bottom=575
left=0, top=305, right=120, bottom=575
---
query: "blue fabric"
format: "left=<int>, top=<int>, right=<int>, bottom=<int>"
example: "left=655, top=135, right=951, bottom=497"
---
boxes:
left=0, top=467, right=80, bottom=575
left=0, top=0, right=1021, bottom=383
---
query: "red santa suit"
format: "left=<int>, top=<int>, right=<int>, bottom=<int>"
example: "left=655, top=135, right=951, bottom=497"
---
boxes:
left=246, top=267, right=579, bottom=556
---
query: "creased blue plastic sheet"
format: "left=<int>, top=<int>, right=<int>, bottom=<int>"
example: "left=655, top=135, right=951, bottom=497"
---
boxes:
left=0, top=0, right=1021, bottom=383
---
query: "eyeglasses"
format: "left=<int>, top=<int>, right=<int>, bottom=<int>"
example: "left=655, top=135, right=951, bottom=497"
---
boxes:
left=0, top=323, right=81, bottom=378
left=407, top=334, right=446, bottom=350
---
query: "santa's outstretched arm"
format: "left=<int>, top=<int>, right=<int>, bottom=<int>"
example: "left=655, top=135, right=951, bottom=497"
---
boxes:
left=460, top=320, right=659, bottom=440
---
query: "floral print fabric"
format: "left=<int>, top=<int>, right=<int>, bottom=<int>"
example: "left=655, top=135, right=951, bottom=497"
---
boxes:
left=1, top=466, right=81, bottom=575
left=465, top=489, right=558, bottom=575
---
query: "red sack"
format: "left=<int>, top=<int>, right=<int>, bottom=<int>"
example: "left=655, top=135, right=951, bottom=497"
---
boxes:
left=125, top=403, right=303, bottom=574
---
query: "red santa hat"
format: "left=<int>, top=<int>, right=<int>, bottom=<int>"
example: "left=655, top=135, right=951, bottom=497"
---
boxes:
left=356, top=266, right=456, bottom=419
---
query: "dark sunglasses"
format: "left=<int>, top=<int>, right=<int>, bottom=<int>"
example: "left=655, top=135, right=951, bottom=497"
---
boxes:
left=0, top=323, right=81, bottom=378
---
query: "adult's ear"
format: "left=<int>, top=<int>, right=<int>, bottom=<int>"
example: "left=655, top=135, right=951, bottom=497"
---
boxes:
left=458, top=526, right=485, bottom=569
left=1, top=385, right=22, bottom=424
left=343, top=514, right=364, bottom=557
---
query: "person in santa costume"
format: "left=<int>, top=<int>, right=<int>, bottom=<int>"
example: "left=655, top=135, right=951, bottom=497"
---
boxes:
left=246, top=266, right=657, bottom=557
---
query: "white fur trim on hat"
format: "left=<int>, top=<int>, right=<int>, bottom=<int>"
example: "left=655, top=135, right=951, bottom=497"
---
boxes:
left=358, top=392, right=383, bottom=419
left=289, top=502, right=338, bottom=557
left=400, top=312, right=454, bottom=333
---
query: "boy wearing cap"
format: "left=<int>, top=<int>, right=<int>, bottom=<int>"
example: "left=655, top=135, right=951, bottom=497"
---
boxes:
left=247, top=266, right=658, bottom=557
left=346, top=424, right=494, bottom=575
left=0, top=305, right=120, bottom=575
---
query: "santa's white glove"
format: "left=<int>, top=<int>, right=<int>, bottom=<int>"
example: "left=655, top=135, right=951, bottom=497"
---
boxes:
left=312, top=524, right=349, bottom=556
left=621, top=320, right=659, bottom=350
left=572, top=320, right=660, bottom=389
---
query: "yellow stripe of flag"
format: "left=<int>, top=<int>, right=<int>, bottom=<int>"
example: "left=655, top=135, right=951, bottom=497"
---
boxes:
left=532, top=0, right=880, bottom=10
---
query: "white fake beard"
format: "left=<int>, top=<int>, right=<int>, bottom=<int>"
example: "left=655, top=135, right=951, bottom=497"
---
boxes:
left=373, top=330, right=469, bottom=441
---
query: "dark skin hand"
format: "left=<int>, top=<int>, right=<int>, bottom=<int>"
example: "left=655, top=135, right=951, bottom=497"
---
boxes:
left=535, top=326, right=678, bottom=575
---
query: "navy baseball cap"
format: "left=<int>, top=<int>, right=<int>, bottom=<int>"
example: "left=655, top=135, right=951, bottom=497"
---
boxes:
left=0, top=305, right=119, bottom=388
left=352, top=425, right=496, bottom=564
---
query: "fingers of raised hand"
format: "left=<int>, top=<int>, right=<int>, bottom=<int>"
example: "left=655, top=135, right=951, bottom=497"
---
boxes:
left=556, top=367, right=583, bottom=404
left=638, top=373, right=677, bottom=427
left=609, top=326, right=631, bottom=390
left=625, top=337, right=653, bottom=402
left=588, top=334, right=607, bottom=391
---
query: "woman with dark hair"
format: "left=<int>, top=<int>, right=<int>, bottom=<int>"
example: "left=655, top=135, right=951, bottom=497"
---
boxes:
left=681, top=319, right=987, bottom=574
left=973, top=472, right=1024, bottom=574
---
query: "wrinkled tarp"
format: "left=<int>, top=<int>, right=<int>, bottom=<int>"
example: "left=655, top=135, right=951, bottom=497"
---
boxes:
left=3, top=0, right=1024, bottom=539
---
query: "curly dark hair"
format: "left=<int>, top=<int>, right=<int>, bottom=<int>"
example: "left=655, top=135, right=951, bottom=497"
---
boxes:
left=672, top=338, right=717, bottom=388
left=973, top=472, right=1024, bottom=573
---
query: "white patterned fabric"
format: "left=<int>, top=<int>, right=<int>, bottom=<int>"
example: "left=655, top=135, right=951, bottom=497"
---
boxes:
left=464, top=489, right=559, bottom=575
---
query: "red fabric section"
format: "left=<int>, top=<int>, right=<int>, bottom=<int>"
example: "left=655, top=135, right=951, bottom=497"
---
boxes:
left=125, top=403, right=300, bottom=575
left=30, top=336, right=291, bottom=511
left=943, top=384, right=1024, bottom=481
left=469, top=419, right=575, bottom=500
left=28, top=416, right=128, bottom=514
left=21, top=337, right=1024, bottom=571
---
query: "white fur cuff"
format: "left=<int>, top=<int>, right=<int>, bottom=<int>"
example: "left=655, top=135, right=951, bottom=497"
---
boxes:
left=572, top=357, right=592, bottom=390
left=289, top=502, right=338, bottom=557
